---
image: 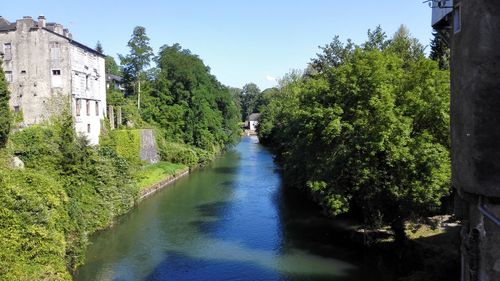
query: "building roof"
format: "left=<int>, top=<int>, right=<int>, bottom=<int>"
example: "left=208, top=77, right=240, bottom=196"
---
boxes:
left=0, top=16, right=105, bottom=58
left=0, top=17, right=15, bottom=32
left=248, top=113, right=261, bottom=121
left=106, top=74, right=123, bottom=82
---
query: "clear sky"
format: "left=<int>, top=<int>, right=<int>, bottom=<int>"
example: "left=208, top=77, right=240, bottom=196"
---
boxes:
left=1, top=1, right=434, bottom=90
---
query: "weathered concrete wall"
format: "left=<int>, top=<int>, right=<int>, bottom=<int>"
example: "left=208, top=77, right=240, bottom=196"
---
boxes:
left=0, top=17, right=71, bottom=125
left=140, top=129, right=160, bottom=164
left=451, top=0, right=500, bottom=198
left=0, top=16, right=106, bottom=145
left=449, top=1, right=500, bottom=280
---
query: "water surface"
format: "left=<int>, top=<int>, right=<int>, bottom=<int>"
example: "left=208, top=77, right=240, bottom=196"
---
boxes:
left=75, top=136, right=382, bottom=281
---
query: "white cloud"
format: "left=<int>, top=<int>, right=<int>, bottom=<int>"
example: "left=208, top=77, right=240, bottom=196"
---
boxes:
left=266, top=75, right=277, bottom=82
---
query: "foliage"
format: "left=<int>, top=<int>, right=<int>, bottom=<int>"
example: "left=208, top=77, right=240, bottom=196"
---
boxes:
left=429, top=30, right=450, bottom=70
left=142, top=43, right=241, bottom=151
left=103, top=129, right=142, bottom=164
left=105, top=56, right=121, bottom=76
left=2, top=112, right=138, bottom=278
left=259, top=27, right=451, bottom=242
left=157, top=140, right=201, bottom=167
left=0, top=169, right=71, bottom=281
left=95, top=41, right=104, bottom=54
left=119, top=26, right=154, bottom=97
left=136, top=161, right=187, bottom=190
left=239, top=83, right=263, bottom=121
left=0, top=58, right=10, bottom=148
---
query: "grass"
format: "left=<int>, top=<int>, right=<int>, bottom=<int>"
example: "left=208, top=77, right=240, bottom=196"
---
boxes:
left=407, top=224, right=446, bottom=240
left=135, top=161, right=187, bottom=190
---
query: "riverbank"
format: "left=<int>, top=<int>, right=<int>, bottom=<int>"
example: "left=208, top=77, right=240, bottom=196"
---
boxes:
left=0, top=119, right=236, bottom=280
left=137, top=163, right=190, bottom=200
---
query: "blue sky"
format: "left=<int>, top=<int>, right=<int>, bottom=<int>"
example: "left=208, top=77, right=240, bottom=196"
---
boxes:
left=2, top=1, right=434, bottom=90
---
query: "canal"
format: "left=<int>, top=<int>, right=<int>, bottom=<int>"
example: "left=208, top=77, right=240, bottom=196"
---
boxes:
left=75, top=136, right=383, bottom=281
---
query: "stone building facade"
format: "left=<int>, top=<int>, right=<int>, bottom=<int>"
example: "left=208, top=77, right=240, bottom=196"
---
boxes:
left=0, top=16, right=106, bottom=144
left=433, top=1, right=500, bottom=280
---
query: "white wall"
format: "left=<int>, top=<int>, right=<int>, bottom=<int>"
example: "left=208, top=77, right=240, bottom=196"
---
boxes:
left=70, top=45, right=106, bottom=145
left=249, top=121, right=259, bottom=131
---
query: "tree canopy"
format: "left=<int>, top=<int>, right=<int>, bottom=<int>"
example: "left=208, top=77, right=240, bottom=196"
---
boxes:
left=259, top=26, right=450, bottom=242
left=141, top=43, right=240, bottom=150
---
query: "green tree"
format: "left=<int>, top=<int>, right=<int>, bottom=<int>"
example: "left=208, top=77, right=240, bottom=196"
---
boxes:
left=119, top=26, right=154, bottom=109
left=310, top=35, right=355, bottom=72
left=430, top=30, right=450, bottom=70
left=386, top=25, right=425, bottom=63
left=259, top=27, right=450, bottom=244
left=144, top=43, right=240, bottom=150
left=105, top=56, right=121, bottom=76
left=0, top=58, right=10, bottom=148
left=95, top=41, right=104, bottom=53
left=363, top=25, right=388, bottom=51
left=240, top=83, right=262, bottom=121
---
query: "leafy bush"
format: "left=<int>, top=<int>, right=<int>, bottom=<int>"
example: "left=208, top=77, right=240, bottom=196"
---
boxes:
left=104, top=129, right=142, bottom=165
left=0, top=169, right=71, bottom=281
left=2, top=113, right=139, bottom=277
left=158, top=141, right=199, bottom=166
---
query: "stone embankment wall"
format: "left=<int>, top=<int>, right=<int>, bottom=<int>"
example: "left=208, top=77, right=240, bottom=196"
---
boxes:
left=140, top=129, right=160, bottom=164
left=138, top=168, right=190, bottom=200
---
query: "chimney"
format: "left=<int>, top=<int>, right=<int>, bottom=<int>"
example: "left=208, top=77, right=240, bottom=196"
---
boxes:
left=63, top=28, right=69, bottom=38
left=38, top=15, right=46, bottom=28
left=17, top=16, right=35, bottom=30
left=53, top=23, right=63, bottom=35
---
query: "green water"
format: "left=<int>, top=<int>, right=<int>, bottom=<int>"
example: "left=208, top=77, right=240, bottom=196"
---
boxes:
left=74, top=137, right=382, bottom=281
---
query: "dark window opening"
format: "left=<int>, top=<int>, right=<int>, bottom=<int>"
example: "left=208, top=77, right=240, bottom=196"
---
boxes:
left=13, top=106, right=20, bottom=112
left=52, top=70, right=61, bottom=75
left=5, top=71, right=12, bottom=83
left=87, top=124, right=91, bottom=133
left=76, top=99, right=81, bottom=116
left=3, top=43, right=12, bottom=61
left=86, top=100, right=90, bottom=116
left=454, top=5, right=461, bottom=33
left=21, top=70, right=26, bottom=74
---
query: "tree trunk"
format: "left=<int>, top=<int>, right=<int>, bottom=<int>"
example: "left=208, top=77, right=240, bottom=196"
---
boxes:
left=391, top=218, right=407, bottom=246
left=137, top=79, right=141, bottom=110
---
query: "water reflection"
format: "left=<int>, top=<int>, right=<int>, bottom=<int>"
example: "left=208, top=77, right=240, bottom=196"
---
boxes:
left=75, top=137, right=378, bottom=281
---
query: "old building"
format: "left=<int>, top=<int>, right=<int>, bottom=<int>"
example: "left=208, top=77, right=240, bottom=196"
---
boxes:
left=0, top=15, right=106, bottom=144
left=432, top=1, right=500, bottom=280
left=106, top=73, right=126, bottom=94
left=246, top=113, right=261, bottom=131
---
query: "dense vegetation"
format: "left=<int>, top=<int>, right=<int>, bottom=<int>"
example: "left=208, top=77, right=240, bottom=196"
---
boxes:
left=0, top=58, right=9, bottom=147
left=0, top=113, right=137, bottom=280
left=0, top=26, right=241, bottom=280
left=258, top=26, right=451, bottom=242
left=140, top=43, right=241, bottom=150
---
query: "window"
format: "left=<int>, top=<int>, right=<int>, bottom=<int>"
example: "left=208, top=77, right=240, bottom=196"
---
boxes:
left=86, top=100, right=90, bottom=116
left=5, top=71, right=12, bottom=83
left=13, top=106, right=20, bottom=112
left=85, top=74, right=90, bottom=90
left=49, top=42, right=60, bottom=59
left=76, top=99, right=81, bottom=116
left=21, top=70, right=26, bottom=74
left=3, top=43, right=11, bottom=61
left=51, top=69, right=62, bottom=88
left=454, top=5, right=461, bottom=33
left=87, top=124, right=91, bottom=133
left=95, top=101, right=99, bottom=116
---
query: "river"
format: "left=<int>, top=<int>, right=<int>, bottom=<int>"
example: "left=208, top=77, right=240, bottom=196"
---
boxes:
left=75, top=136, right=383, bottom=281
